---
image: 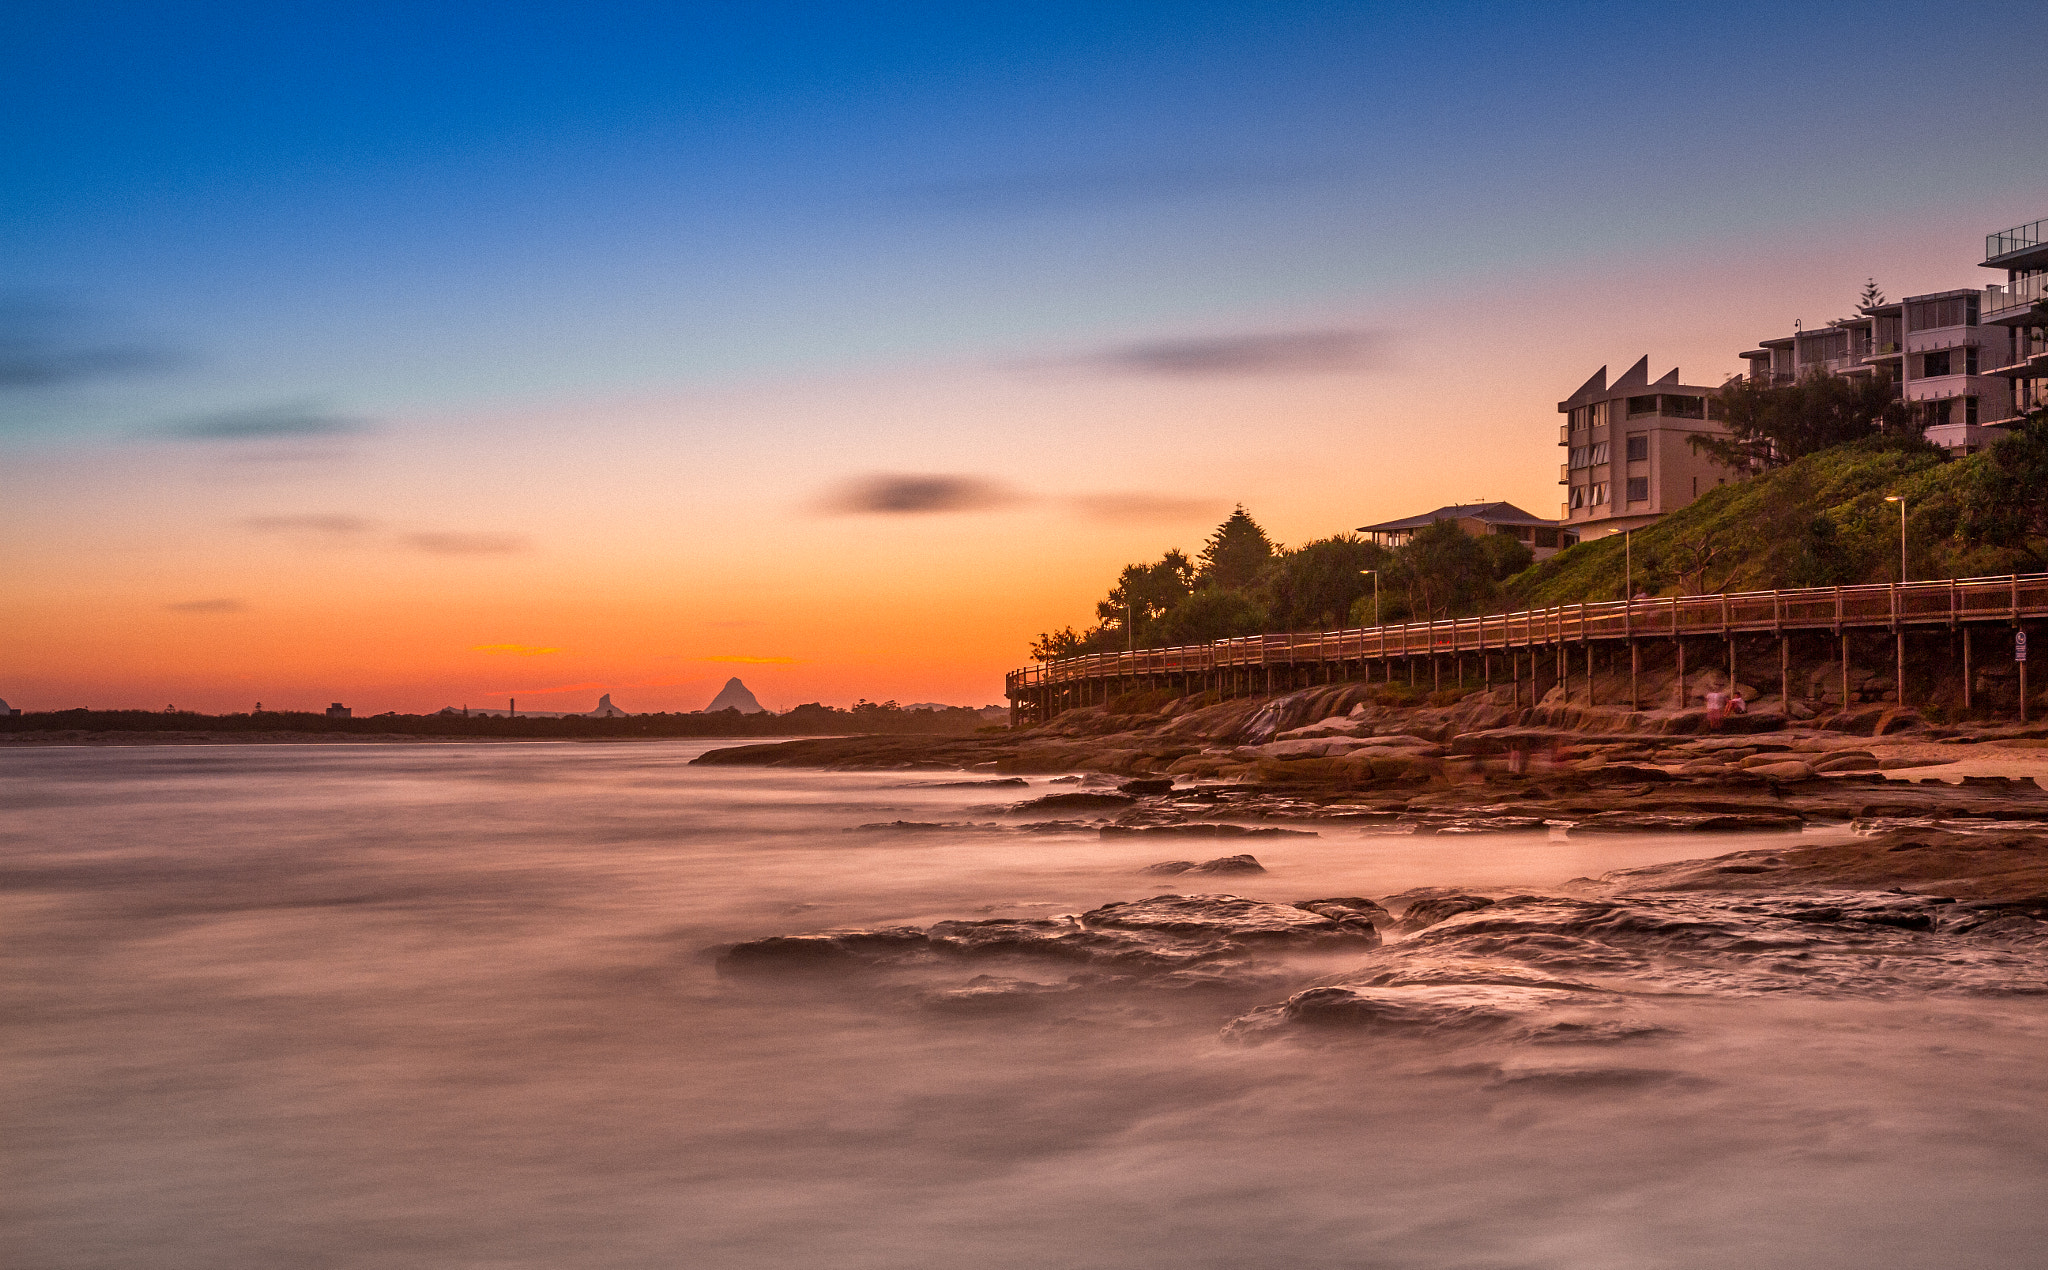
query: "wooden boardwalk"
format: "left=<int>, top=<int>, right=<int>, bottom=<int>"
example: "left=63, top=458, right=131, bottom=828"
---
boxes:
left=1006, top=574, right=2048, bottom=725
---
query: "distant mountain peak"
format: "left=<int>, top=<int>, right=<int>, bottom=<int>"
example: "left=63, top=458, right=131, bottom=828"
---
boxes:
left=586, top=693, right=628, bottom=718
left=703, top=677, right=764, bottom=714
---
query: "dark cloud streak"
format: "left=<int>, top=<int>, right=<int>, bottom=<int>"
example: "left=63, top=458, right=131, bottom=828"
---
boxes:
left=1090, top=329, right=1387, bottom=376
left=821, top=474, right=1022, bottom=515
left=0, top=295, right=180, bottom=389
left=163, top=403, right=369, bottom=441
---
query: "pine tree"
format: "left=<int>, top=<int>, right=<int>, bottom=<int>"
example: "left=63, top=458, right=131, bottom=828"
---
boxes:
left=1859, top=278, right=1885, bottom=310
left=1195, top=506, right=1277, bottom=591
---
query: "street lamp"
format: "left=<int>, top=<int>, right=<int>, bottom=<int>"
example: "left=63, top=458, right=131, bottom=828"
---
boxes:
left=1359, top=569, right=1380, bottom=627
left=1884, top=494, right=1907, bottom=583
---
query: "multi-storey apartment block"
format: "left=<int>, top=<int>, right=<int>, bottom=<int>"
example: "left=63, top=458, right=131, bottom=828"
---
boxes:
left=1740, top=232, right=2028, bottom=455
left=1555, top=356, right=1736, bottom=537
left=1982, top=216, right=2048, bottom=425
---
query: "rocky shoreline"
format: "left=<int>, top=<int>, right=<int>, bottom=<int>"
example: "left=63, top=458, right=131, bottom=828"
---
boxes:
left=703, top=683, right=2048, bottom=1056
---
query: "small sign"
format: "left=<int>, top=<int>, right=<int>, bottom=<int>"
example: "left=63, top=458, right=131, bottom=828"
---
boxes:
left=2019, top=631, right=2030, bottom=663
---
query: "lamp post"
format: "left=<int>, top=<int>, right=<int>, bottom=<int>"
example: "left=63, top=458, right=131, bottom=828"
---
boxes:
left=1359, top=569, right=1380, bottom=627
left=1884, top=494, right=1907, bottom=583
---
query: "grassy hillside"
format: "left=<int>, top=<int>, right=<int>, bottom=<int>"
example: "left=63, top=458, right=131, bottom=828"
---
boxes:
left=1505, top=438, right=2037, bottom=609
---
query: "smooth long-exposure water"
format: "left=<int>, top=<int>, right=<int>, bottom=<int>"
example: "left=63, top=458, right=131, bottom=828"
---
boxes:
left=6, top=740, right=2048, bottom=1269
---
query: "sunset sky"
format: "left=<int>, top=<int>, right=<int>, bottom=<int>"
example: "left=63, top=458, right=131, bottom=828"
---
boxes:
left=5, top=1, right=2045, bottom=713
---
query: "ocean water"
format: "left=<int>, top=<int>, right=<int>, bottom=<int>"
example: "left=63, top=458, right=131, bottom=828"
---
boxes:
left=5, top=740, right=2048, bottom=1269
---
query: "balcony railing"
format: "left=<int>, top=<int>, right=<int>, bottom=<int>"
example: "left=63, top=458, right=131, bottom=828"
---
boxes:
left=1987, top=218, right=2047, bottom=263
left=1985, top=273, right=2048, bottom=322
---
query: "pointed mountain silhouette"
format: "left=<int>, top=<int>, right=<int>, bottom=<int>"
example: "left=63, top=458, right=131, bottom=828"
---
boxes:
left=703, top=678, right=765, bottom=714
left=585, top=693, right=628, bottom=718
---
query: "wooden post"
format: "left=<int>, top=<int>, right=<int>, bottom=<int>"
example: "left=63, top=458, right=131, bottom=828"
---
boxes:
left=1840, top=634, right=1850, bottom=711
left=1585, top=642, right=1595, bottom=707
left=1779, top=635, right=1790, bottom=715
left=1433, top=656, right=1441, bottom=694
left=1512, top=648, right=1521, bottom=707
left=1728, top=636, right=1738, bottom=695
left=1675, top=639, right=1686, bottom=710
left=1630, top=640, right=1640, bottom=711
left=1896, top=631, right=1907, bottom=709
left=1963, top=627, right=1972, bottom=711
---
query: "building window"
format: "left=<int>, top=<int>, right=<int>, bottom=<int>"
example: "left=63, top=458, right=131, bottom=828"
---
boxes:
left=1626, top=395, right=1658, bottom=417
left=1921, top=350, right=1952, bottom=378
left=1591, top=401, right=1611, bottom=427
left=1590, top=482, right=1608, bottom=506
left=1569, top=445, right=1592, bottom=469
left=1569, top=485, right=1586, bottom=509
left=1625, top=434, right=1649, bottom=462
left=1534, top=528, right=1560, bottom=548
left=1626, top=476, right=1649, bottom=503
left=1907, top=296, right=1977, bottom=331
left=1661, top=394, right=1705, bottom=419
left=1966, top=346, right=1979, bottom=376
left=1922, top=398, right=1953, bottom=427
left=1966, top=396, right=1979, bottom=425
left=1590, top=441, right=1610, bottom=465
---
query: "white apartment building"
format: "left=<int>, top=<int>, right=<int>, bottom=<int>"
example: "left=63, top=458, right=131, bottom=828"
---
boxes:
left=1555, top=356, right=1738, bottom=537
left=1738, top=215, right=2048, bottom=454
left=1982, top=216, right=2048, bottom=424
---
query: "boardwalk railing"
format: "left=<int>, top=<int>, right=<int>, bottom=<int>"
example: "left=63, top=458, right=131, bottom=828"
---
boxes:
left=1006, top=573, right=2048, bottom=721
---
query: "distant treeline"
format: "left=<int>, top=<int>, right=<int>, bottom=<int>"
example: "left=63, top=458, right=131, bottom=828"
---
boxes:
left=0, top=701, right=1002, bottom=739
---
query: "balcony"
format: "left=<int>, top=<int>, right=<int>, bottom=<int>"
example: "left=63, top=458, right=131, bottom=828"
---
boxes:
left=1559, top=463, right=1570, bottom=484
left=1984, top=273, right=2048, bottom=325
left=1985, top=217, right=2048, bottom=270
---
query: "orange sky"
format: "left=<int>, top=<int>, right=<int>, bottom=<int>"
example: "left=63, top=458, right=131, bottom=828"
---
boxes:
left=2, top=205, right=2033, bottom=713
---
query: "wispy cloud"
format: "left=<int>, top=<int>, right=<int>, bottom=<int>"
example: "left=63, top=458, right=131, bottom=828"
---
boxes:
left=471, top=644, right=563, bottom=655
left=162, top=402, right=369, bottom=441
left=819, top=474, right=1023, bottom=515
left=0, top=295, right=179, bottom=389
left=242, top=513, right=378, bottom=537
left=1063, top=493, right=1225, bottom=524
left=1085, top=328, right=1387, bottom=376
left=165, top=598, right=248, bottom=614
left=403, top=531, right=532, bottom=556
left=704, top=655, right=800, bottom=664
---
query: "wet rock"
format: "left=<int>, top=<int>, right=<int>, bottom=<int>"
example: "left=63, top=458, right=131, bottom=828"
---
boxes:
left=1118, top=778, right=1176, bottom=795
left=1396, top=893, right=1496, bottom=931
left=1225, top=982, right=1613, bottom=1042
left=1008, top=791, right=1135, bottom=815
left=1079, top=893, right=1377, bottom=948
left=722, top=892, right=1382, bottom=977
left=1745, top=760, right=1815, bottom=781
left=1138, top=854, right=1268, bottom=876
left=1101, top=824, right=1317, bottom=840
left=1565, top=811, right=1804, bottom=836
left=720, top=926, right=929, bottom=968
left=1292, top=896, right=1393, bottom=930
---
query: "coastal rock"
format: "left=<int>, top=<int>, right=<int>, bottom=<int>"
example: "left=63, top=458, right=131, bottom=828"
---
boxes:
left=1101, top=824, right=1317, bottom=841
left=1395, top=893, right=1496, bottom=931
left=1007, top=791, right=1136, bottom=815
left=720, top=892, right=1382, bottom=976
left=1224, top=886, right=2048, bottom=1044
left=1137, top=853, right=1267, bottom=876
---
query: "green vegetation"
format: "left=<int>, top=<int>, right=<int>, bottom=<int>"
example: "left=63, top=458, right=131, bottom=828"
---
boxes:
left=1513, top=406, right=2048, bottom=609
left=1693, top=370, right=1916, bottom=470
left=1030, top=391, right=2048, bottom=661
left=1031, top=505, right=1530, bottom=658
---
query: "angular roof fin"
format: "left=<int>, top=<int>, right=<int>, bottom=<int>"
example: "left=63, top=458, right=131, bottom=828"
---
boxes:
left=1654, top=366, right=1681, bottom=385
left=1561, top=365, right=1607, bottom=407
left=1611, top=356, right=1652, bottom=391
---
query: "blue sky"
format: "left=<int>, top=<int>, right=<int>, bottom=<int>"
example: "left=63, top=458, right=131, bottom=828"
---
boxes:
left=9, top=1, right=2043, bottom=434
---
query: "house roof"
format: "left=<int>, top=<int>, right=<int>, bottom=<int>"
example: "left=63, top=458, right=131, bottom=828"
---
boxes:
left=1356, top=501, right=1559, bottom=534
